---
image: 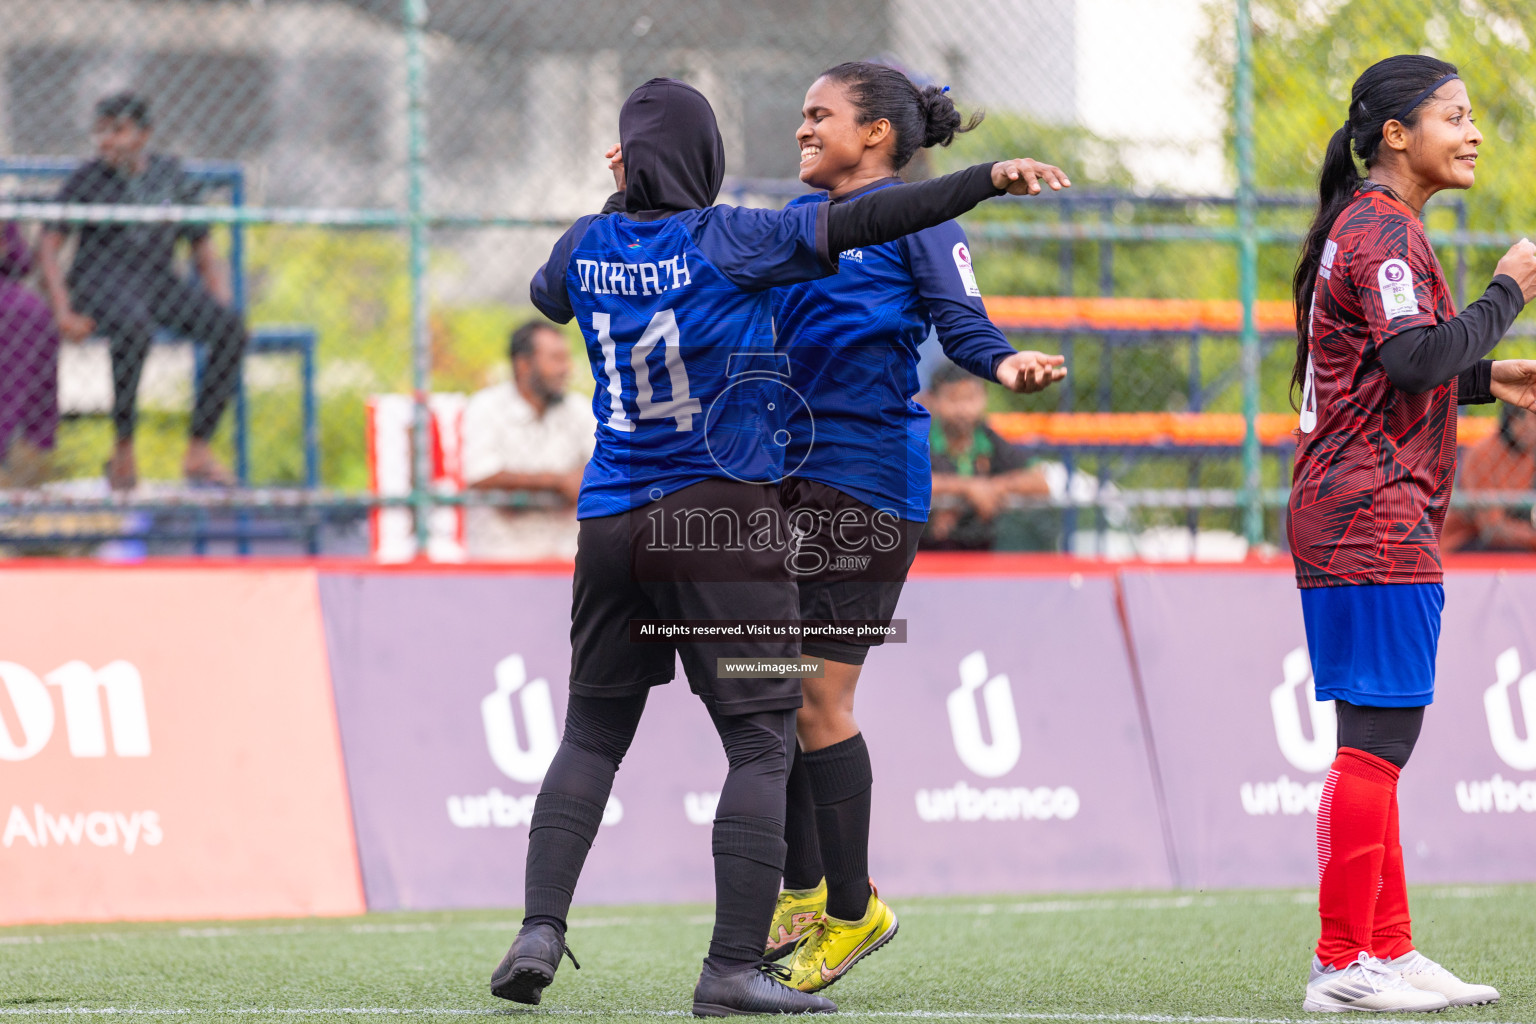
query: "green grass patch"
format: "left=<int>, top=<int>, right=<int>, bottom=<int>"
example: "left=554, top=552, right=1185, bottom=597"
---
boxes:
left=1, top=886, right=1532, bottom=1022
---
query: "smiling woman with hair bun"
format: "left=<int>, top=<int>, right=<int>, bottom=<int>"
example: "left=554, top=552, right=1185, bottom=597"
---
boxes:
left=762, top=60, right=1070, bottom=994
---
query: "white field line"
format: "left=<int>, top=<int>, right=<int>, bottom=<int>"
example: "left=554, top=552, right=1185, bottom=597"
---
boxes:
left=0, top=887, right=1504, bottom=947
left=0, top=916, right=718, bottom=947
left=1, top=1012, right=1530, bottom=1023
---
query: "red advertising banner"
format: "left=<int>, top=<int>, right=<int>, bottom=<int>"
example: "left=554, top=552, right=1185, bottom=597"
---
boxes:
left=0, top=568, right=365, bottom=924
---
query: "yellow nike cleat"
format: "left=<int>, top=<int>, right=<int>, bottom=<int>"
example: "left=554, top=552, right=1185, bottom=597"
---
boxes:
left=765, top=878, right=827, bottom=962
left=786, top=885, right=898, bottom=992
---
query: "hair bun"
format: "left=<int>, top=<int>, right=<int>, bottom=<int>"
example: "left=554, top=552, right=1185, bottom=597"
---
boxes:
left=918, top=84, right=965, bottom=148
left=818, top=61, right=984, bottom=169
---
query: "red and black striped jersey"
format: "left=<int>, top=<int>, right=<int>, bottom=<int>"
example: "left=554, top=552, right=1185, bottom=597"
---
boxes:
left=1288, top=184, right=1458, bottom=588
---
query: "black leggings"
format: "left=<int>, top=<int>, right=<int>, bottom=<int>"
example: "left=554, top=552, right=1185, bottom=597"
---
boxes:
left=540, top=692, right=792, bottom=820
left=525, top=691, right=794, bottom=965
left=1336, top=701, right=1424, bottom=770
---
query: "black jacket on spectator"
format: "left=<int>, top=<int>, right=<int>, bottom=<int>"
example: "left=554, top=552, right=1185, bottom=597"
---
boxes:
left=51, top=155, right=209, bottom=296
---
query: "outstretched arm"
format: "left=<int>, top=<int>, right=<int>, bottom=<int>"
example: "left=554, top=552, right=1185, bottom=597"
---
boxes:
left=825, top=160, right=1069, bottom=257
left=905, top=219, right=1068, bottom=393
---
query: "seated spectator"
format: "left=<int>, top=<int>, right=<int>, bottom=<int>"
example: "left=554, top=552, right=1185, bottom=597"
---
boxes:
left=922, top=361, right=1051, bottom=551
left=0, top=222, right=60, bottom=487
left=36, top=91, right=248, bottom=491
left=1443, top=405, right=1536, bottom=552
left=462, top=320, right=594, bottom=560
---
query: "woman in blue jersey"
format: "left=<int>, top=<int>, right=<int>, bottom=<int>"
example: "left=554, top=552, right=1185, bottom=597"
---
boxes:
left=766, top=63, right=1068, bottom=992
left=492, top=76, right=1067, bottom=1017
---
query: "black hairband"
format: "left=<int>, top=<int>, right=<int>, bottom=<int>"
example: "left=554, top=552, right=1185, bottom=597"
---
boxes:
left=1394, top=73, right=1459, bottom=122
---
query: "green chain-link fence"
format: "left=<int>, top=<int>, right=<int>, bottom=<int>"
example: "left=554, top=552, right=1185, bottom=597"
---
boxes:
left=0, top=0, right=1532, bottom=558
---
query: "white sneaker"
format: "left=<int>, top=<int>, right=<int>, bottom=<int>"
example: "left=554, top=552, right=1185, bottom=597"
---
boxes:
left=1384, top=951, right=1499, bottom=1007
left=1303, top=952, right=1450, bottom=1013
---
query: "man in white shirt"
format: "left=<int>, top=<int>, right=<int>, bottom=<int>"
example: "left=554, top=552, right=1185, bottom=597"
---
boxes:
left=462, top=321, right=594, bottom=560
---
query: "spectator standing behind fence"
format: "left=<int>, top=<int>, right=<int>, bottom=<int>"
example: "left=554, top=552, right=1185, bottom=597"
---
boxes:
left=1442, top=405, right=1536, bottom=552
left=0, top=222, right=60, bottom=488
left=921, top=361, right=1050, bottom=550
left=462, top=321, right=594, bottom=560
left=36, top=92, right=248, bottom=491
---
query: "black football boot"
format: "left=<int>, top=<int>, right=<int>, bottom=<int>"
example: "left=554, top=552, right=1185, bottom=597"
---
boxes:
left=691, top=960, right=837, bottom=1016
left=489, top=921, right=580, bottom=1004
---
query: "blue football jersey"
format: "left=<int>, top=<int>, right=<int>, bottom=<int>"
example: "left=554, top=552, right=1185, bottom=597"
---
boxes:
left=771, top=180, right=1017, bottom=521
left=531, top=202, right=830, bottom=518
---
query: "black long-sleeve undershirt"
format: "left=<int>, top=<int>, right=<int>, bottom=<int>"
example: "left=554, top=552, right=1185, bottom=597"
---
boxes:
left=822, top=162, right=1003, bottom=262
left=601, top=164, right=1005, bottom=271
left=1456, top=360, right=1495, bottom=406
left=1379, top=274, right=1524, bottom=401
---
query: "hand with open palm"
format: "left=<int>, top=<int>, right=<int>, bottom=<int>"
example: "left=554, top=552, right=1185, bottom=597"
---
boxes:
left=1491, top=359, right=1536, bottom=410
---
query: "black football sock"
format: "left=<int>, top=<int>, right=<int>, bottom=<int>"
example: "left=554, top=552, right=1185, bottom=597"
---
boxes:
left=521, top=693, right=647, bottom=930
left=520, top=915, right=565, bottom=936
left=781, top=744, right=824, bottom=890
left=706, top=815, right=788, bottom=969
left=523, top=792, right=607, bottom=928
left=703, top=708, right=793, bottom=967
left=804, top=733, right=874, bottom=921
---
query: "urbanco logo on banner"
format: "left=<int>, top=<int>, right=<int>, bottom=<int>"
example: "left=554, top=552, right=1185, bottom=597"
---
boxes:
left=916, top=651, right=1079, bottom=823
left=482, top=655, right=559, bottom=783
left=1, top=660, right=162, bottom=855
left=683, top=791, right=719, bottom=825
left=1241, top=647, right=1335, bottom=816
left=447, top=655, right=621, bottom=830
left=1456, top=647, right=1536, bottom=814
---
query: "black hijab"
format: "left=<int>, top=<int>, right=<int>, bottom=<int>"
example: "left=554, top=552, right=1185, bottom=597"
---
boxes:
left=619, top=78, right=724, bottom=216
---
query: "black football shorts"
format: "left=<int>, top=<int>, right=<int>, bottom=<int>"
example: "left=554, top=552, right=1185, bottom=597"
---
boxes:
left=569, top=477, right=802, bottom=715
left=779, top=477, right=922, bottom=666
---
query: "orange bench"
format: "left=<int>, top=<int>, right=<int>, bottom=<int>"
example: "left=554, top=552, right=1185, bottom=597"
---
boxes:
left=987, top=412, right=1498, bottom=448
left=974, top=296, right=1498, bottom=451
left=983, top=296, right=1298, bottom=334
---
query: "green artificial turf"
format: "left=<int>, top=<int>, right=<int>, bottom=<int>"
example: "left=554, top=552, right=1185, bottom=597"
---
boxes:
left=1, top=886, right=1532, bottom=1022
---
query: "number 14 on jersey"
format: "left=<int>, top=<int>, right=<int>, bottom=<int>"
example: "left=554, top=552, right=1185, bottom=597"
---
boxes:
left=594, top=309, right=703, bottom=433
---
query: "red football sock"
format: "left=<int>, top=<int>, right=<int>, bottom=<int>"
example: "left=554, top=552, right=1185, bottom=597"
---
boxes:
left=1373, top=786, right=1414, bottom=960
left=1315, top=746, right=1399, bottom=969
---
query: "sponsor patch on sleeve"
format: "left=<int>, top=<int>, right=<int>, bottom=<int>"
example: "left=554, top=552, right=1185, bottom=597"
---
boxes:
left=1319, top=239, right=1338, bottom=280
left=952, top=242, right=982, bottom=297
left=1376, top=258, right=1420, bottom=319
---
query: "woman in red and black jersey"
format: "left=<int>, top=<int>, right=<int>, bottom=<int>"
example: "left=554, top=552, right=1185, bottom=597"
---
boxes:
left=1289, top=55, right=1536, bottom=1013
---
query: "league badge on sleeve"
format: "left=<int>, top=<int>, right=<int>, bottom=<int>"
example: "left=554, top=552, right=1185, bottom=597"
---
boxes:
left=1377, top=259, right=1420, bottom=319
left=952, top=242, right=982, bottom=297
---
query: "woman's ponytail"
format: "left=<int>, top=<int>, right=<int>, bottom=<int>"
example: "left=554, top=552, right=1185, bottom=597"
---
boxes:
left=1290, top=122, right=1363, bottom=401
